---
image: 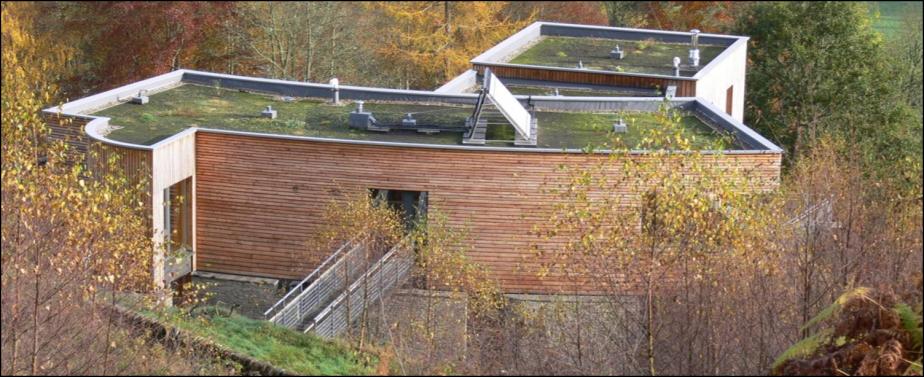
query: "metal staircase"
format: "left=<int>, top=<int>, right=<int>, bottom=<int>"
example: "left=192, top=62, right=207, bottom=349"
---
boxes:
left=263, top=238, right=413, bottom=337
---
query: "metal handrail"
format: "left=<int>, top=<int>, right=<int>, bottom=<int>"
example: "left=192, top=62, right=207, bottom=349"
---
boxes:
left=263, top=238, right=359, bottom=319
left=783, top=198, right=833, bottom=227
left=305, top=238, right=413, bottom=337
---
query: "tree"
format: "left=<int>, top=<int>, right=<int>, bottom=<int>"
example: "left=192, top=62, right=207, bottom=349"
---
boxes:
left=533, top=102, right=786, bottom=375
left=227, top=2, right=379, bottom=84
left=1, top=3, right=224, bottom=374
left=506, top=2, right=608, bottom=25
left=603, top=2, right=742, bottom=32
left=735, top=2, right=914, bottom=165
left=27, top=2, right=234, bottom=94
left=602, top=1, right=649, bottom=28
left=889, top=6, right=923, bottom=110
left=368, top=1, right=533, bottom=89
left=782, top=135, right=923, bottom=339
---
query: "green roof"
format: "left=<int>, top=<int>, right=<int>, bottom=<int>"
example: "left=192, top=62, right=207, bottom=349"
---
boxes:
left=92, top=84, right=733, bottom=149
left=508, top=36, right=725, bottom=77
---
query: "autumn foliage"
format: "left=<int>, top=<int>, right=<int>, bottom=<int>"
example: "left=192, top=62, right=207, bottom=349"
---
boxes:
left=2, top=2, right=922, bottom=376
left=1, top=2, right=236, bottom=374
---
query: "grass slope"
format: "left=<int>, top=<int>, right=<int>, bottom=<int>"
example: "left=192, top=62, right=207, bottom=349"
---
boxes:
left=145, top=307, right=378, bottom=376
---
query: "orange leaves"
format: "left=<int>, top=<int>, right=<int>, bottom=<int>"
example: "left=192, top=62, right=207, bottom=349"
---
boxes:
left=644, top=1, right=741, bottom=33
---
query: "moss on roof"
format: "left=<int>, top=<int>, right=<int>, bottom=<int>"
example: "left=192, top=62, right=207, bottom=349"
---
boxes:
left=508, top=36, right=726, bottom=76
left=92, top=84, right=733, bottom=149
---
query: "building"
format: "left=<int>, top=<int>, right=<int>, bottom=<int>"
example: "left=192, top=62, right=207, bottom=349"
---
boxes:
left=42, top=23, right=780, bottom=332
left=439, top=22, right=748, bottom=121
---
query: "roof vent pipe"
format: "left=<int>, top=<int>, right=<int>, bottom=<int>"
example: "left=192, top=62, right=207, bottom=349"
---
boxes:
left=672, top=56, right=681, bottom=76
left=329, top=77, right=340, bottom=104
left=689, top=29, right=701, bottom=67
left=577, top=60, right=584, bottom=69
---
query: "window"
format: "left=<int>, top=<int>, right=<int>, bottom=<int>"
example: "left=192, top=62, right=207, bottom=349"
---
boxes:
left=165, top=177, right=193, bottom=253
left=726, top=85, right=734, bottom=116
left=369, top=189, right=428, bottom=231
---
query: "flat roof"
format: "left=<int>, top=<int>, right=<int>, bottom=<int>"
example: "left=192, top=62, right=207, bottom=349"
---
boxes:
left=92, top=84, right=733, bottom=149
left=44, top=69, right=781, bottom=153
left=471, top=22, right=748, bottom=80
left=509, top=36, right=725, bottom=77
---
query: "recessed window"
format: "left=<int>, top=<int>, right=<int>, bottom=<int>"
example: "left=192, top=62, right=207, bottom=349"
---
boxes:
left=369, top=189, right=428, bottom=231
left=726, top=85, right=734, bottom=116
left=165, top=177, right=193, bottom=253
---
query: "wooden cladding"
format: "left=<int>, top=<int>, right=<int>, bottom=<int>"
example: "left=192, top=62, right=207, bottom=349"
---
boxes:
left=474, top=64, right=697, bottom=97
left=195, top=132, right=781, bottom=294
left=44, top=114, right=155, bottom=230
left=44, top=114, right=91, bottom=163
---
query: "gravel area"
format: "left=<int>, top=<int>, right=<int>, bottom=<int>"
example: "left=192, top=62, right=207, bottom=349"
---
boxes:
left=192, top=276, right=287, bottom=320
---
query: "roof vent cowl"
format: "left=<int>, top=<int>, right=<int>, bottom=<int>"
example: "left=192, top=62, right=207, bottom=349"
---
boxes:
left=130, top=90, right=149, bottom=105
left=689, top=29, right=701, bottom=67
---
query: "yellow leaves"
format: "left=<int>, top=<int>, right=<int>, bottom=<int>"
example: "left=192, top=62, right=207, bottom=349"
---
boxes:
left=532, top=100, right=781, bottom=294
left=373, top=1, right=531, bottom=87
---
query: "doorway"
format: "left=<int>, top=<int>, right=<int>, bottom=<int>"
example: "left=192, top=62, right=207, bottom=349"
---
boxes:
left=369, top=188, right=428, bottom=231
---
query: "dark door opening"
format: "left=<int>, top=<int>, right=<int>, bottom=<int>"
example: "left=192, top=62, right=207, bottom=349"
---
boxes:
left=370, top=189, right=428, bottom=231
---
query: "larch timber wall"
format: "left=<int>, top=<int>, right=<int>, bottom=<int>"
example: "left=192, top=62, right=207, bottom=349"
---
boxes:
left=44, top=115, right=154, bottom=199
left=195, top=132, right=781, bottom=294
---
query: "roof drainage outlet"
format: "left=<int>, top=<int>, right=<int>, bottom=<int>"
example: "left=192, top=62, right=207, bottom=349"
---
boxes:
left=261, top=105, right=277, bottom=119
left=609, top=45, right=624, bottom=60
left=613, top=118, right=627, bottom=133
left=130, top=90, right=149, bottom=105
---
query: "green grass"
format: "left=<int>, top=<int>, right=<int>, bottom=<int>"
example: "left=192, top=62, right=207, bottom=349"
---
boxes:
left=95, top=84, right=469, bottom=145
left=143, top=306, right=378, bottom=376
left=508, top=36, right=726, bottom=76
left=869, top=1, right=922, bottom=38
left=93, top=84, right=732, bottom=149
left=531, top=110, right=730, bottom=149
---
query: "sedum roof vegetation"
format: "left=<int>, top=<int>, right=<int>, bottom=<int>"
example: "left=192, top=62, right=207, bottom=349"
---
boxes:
left=92, top=84, right=735, bottom=149
left=507, top=36, right=726, bottom=77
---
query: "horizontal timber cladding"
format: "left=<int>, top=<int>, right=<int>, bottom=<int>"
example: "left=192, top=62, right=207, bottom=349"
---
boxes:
left=43, top=113, right=92, bottom=162
left=43, top=114, right=155, bottom=230
left=195, top=132, right=780, bottom=294
left=91, top=143, right=155, bottom=231
left=474, top=64, right=697, bottom=97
